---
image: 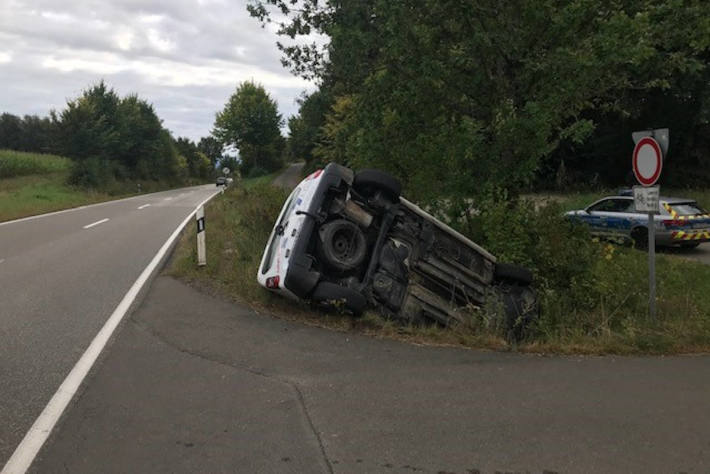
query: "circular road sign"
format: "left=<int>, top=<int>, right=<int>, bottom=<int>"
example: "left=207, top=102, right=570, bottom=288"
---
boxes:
left=632, top=136, right=663, bottom=187
left=222, top=167, right=230, bottom=175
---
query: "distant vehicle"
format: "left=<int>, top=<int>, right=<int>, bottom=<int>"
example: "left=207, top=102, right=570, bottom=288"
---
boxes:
left=216, top=176, right=227, bottom=186
left=257, top=163, right=537, bottom=339
left=565, top=192, right=710, bottom=248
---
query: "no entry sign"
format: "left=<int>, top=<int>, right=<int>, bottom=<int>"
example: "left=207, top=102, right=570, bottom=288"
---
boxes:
left=632, top=136, right=663, bottom=186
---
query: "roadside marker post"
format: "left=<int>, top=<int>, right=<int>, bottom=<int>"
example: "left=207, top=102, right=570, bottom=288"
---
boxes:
left=632, top=131, right=666, bottom=319
left=196, top=206, right=206, bottom=266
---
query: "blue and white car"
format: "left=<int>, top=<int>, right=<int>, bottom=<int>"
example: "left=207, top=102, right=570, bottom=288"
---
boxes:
left=565, top=192, right=710, bottom=248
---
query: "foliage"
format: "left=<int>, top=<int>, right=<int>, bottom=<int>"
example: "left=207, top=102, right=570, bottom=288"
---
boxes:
left=250, top=0, right=710, bottom=201
left=197, top=136, right=224, bottom=169
left=0, top=113, right=57, bottom=154
left=0, top=149, right=71, bottom=178
left=213, top=81, right=285, bottom=174
left=175, top=137, right=213, bottom=180
left=286, top=89, right=332, bottom=164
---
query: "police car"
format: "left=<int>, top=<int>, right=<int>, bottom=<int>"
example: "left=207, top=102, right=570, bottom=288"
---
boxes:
left=565, top=191, right=710, bottom=248
left=257, top=163, right=537, bottom=339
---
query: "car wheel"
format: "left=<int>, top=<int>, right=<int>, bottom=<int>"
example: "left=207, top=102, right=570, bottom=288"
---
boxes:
left=353, top=169, right=401, bottom=201
left=494, top=262, right=533, bottom=285
left=318, top=219, right=367, bottom=272
left=311, top=281, right=367, bottom=315
left=496, top=283, right=538, bottom=342
left=631, top=227, right=648, bottom=250
left=680, top=242, right=700, bottom=249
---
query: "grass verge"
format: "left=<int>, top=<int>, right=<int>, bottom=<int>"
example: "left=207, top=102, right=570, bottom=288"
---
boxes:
left=168, top=179, right=710, bottom=354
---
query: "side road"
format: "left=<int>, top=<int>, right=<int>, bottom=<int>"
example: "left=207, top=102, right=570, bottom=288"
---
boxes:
left=33, top=276, right=710, bottom=473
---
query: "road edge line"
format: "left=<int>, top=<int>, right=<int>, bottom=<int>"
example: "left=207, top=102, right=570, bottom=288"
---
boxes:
left=1, top=189, right=222, bottom=474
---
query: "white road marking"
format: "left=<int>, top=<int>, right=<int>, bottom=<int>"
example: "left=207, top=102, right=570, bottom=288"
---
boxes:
left=82, top=218, right=109, bottom=229
left=137, top=204, right=151, bottom=210
left=1, top=189, right=222, bottom=474
left=164, top=197, right=173, bottom=201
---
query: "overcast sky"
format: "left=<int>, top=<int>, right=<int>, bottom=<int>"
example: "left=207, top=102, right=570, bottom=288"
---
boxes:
left=0, top=0, right=316, bottom=142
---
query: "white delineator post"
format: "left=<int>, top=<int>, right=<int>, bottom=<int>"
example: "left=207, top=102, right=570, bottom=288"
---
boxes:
left=196, top=205, right=206, bottom=266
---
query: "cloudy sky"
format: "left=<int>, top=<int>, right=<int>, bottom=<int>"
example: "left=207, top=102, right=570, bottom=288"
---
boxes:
left=0, top=0, right=316, bottom=142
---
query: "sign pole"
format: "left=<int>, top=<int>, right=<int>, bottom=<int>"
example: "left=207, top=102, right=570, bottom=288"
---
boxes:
left=648, top=212, right=656, bottom=319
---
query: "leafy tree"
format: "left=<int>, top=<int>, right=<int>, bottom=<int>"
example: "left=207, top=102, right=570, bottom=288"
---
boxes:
left=287, top=89, right=332, bottom=166
left=213, top=81, right=285, bottom=174
left=249, top=0, right=710, bottom=201
left=198, top=136, right=223, bottom=169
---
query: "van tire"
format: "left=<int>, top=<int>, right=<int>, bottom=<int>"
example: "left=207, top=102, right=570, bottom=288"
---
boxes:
left=311, top=282, right=367, bottom=315
left=353, top=169, right=401, bottom=201
left=494, top=263, right=533, bottom=285
left=318, top=219, right=368, bottom=272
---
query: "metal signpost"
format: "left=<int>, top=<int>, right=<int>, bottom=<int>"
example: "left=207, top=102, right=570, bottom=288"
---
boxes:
left=631, top=132, right=666, bottom=319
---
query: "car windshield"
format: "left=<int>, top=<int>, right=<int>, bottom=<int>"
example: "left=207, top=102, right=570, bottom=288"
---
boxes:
left=261, top=187, right=301, bottom=275
left=668, top=202, right=706, bottom=216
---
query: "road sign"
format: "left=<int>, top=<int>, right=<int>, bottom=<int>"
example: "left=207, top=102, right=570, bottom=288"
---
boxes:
left=633, top=185, right=660, bottom=213
left=222, top=167, right=230, bottom=176
left=632, top=136, right=663, bottom=187
left=632, top=128, right=669, bottom=157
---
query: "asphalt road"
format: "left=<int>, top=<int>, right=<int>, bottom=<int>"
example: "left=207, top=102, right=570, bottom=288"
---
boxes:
left=0, top=184, right=219, bottom=465
left=33, top=276, right=710, bottom=473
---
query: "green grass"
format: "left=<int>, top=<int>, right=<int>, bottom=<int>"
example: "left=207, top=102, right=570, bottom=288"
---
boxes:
left=168, top=178, right=710, bottom=354
left=0, top=166, right=189, bottom=223
left=0, top=149, right=72, bottom=178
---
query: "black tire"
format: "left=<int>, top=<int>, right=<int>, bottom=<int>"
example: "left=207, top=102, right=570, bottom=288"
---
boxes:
left=496, top=283, right=539, bottom=342
left=680, top=242, right=700, bottom=249
left=318, top=219, right=368, bottom=272
left=311, top=281, right=367, bottom=315
left=494, top=262, right=533, bottom=285
left=631, top=227, right=648, bottom=250
left=353, top=169, right=401, bottom=201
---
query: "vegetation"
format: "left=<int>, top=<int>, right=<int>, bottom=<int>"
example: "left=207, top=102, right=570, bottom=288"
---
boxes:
left=249, top=0, right=710, bottom=201
left=0, top=149, right=71, bottom=178
left=169, top=177, right=710, bottom=354
left=213, top=81, right=285, bottom=176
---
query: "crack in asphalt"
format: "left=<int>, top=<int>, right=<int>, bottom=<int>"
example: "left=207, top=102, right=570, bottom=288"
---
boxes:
left=129, top=318, right=334, bottom=474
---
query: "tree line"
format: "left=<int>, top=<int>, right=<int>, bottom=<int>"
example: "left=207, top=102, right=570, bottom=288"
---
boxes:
left=248, top=0, right=710, bottom=203
left=0, top=81, right=226, bottom=187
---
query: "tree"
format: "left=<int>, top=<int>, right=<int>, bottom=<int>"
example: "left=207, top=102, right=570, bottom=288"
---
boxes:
left=213, top=81, right=285, bottom=174
left=249, top=0, right=710, bottom=201
left=198, top=136, right=223, bottom=169
left=286, top=89, right=332, bottom=166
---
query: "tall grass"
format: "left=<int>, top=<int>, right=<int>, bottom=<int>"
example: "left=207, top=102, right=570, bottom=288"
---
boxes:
left=0, top=149, right=72, bottom=178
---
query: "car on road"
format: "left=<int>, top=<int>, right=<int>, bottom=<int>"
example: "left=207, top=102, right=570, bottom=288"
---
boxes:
left=565, top=192, right=710, bottom=248
left=257, top=163, right=537, bottom=338
left=216, top=176, right=227, bottom=186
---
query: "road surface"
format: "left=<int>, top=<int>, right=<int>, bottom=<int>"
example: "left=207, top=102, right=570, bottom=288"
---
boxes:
left=31, top=276, right=710, bottom=473
left=0, top=184, right=219, bottom=466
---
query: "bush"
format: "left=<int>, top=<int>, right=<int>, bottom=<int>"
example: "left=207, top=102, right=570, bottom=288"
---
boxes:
left=68, top=157, right=114, bottom=188
left=246, top=166, right=269, bottom=179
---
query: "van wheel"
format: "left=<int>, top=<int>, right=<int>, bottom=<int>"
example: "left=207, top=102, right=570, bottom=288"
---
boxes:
left=311, top=282, right=367, bottom=315
left=631, top=227, right=648, bottom=249
left=496, top=283, right=538, bottom=342
left=318, top=219, right=367, bottom=272
left=353, top=169, right=401, bottom=201
left=494, top=263, right=533, bottom=285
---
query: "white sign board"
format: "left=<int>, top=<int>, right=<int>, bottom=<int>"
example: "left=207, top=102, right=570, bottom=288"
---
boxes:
left=632, top=137, right=663, bottom=186
left=633, top=185, right=660, bottom=213
left=222, top=167, right=230, bottom=175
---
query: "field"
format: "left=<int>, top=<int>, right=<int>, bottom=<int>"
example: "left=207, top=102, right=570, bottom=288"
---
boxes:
left=0, top=149, right=184, bottom=222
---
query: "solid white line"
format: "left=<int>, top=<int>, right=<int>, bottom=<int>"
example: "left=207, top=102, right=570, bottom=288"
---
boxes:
left=137, top=204, right=151, bottom=210
left=1, top=189, right=222, bottom=474
left=82, top=218, right=109, bottom=229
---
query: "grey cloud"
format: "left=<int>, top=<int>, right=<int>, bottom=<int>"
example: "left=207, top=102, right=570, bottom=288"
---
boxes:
left=0, top=0, right=319, bottom=141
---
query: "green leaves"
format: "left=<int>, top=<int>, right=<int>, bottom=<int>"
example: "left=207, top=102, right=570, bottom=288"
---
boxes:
left=213, top=81, right=285, bottom=174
